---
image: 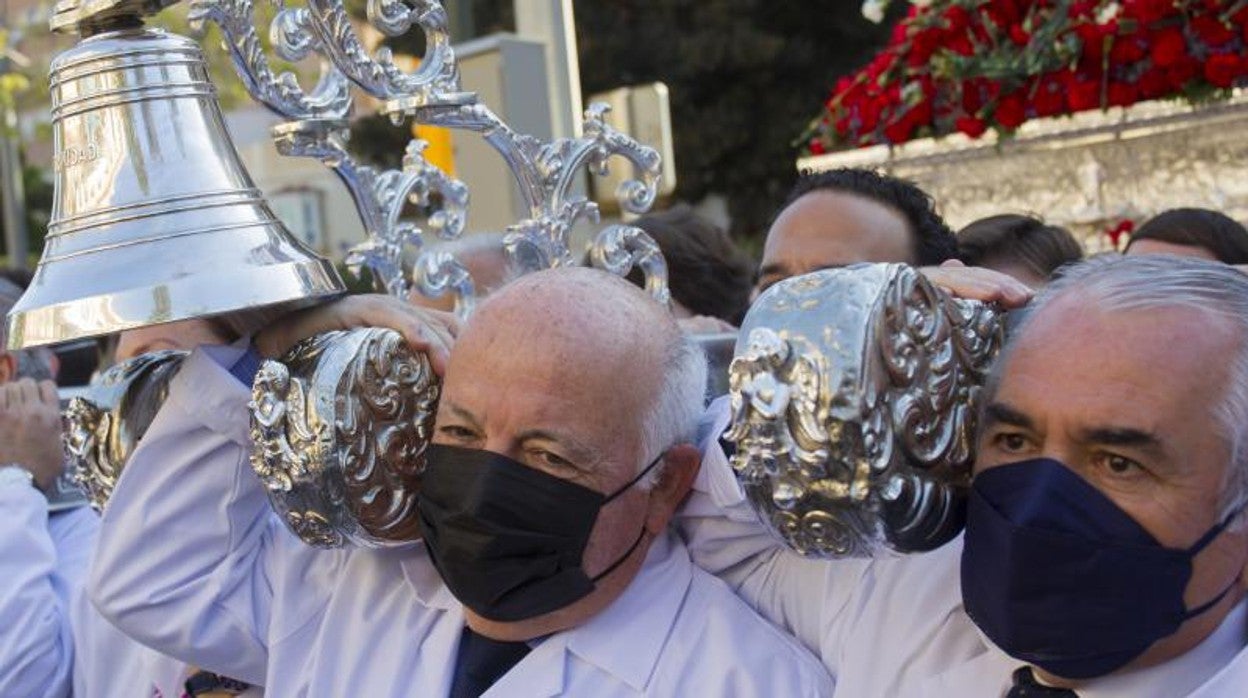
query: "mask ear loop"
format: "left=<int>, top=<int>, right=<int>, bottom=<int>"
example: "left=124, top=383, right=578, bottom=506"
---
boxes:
left=591, top=451, right=668, bottom=583
left=602, top=451, right=667, bottom=505
left=1180, top=502, right=1248, bottom=621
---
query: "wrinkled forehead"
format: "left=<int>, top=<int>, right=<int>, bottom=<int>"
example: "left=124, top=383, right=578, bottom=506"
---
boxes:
left=990, top=298, right=1240, bottom=436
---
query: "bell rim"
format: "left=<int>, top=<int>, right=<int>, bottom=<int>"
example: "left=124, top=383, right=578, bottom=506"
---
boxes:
left=5, top=257, right=346, bottom=349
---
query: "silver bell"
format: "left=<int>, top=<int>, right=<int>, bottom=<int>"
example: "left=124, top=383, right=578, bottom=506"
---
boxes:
left=5, top=27, right=343, bottom=349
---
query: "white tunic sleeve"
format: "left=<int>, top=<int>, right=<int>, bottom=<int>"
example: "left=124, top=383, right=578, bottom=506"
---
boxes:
left=677, top=397, right=871, bottom=673
left=0, top=485, right=95, bottom=698
left=89, top=346, right=337, bottom=686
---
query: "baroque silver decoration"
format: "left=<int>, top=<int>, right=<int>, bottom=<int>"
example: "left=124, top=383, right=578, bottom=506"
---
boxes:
left=34, top=0, right=671, bottom=547
left=724, top=265, right=1003, bottom=558
left=63, top=351, right=188, bottom=512
left=248, top=328, right=439, bottom=548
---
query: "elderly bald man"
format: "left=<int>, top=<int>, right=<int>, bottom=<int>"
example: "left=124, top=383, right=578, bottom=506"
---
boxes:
left=681, top=255, right=1248, bottom=696
left=90, top=268, right=832, bottom=697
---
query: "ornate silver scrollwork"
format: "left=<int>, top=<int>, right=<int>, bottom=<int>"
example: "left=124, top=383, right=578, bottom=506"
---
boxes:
left=62, top=351, right=189, bottom=512
left=588, top=224, right=670, bottom=307
left=248, top=327, right=440, bottom=548
left=271, top=121, right=473, bottom=310
left=401, top=101, right=667, bottom=298
left=302, top=0, right=473, bottom=106
left=725, top=265, right=1003, bottom=558
left=187, top=0, right=352, bottom=120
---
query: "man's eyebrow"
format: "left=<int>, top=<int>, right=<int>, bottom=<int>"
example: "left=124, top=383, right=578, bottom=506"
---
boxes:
left=516, top=429, right=598, bottom=470
left=442, top=402, right=482, bottom=429
left=982, top=402, right=1035, bottom=431
left=1077, top=426, right=1165, bottom=455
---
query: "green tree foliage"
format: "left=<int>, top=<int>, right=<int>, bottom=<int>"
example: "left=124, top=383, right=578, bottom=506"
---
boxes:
left=573, top=1, right=895, bottom=240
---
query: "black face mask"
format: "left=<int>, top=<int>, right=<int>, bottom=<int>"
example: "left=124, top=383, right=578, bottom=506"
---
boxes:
left=417, top=444, right=663, bottom=622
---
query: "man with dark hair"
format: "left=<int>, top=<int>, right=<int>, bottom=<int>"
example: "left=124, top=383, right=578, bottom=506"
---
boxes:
left=626, top=204, right=753, bottom=326
left=1126, top=208, right=1248, bottom=265
left=958, top=214, right=1084, bottom=289
left=755, top=168, right=959, bottom=295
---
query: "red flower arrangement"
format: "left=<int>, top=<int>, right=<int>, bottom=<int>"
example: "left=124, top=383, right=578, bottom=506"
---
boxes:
left=1105, top=218, right=1136, bottom=248
left=804, top=1, right=1248, bottom=154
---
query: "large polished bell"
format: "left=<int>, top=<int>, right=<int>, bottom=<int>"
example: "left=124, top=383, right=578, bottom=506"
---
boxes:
left=5, top=26, right=344, bottom=349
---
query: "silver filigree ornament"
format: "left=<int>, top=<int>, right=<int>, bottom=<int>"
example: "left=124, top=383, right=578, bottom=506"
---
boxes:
left=389, top=95, right=669, bottom=302
left=724, top=265, right=1003, bottom=558
left=187, top=0, right=352, bottom=120
left=62, top=351, right=189, bottom=512
left=248, top=327, right=439, bottom=548
left=189, top=0, right=478, bottom=313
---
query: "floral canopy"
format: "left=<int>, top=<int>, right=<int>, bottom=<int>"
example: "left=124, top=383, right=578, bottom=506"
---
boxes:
left=802, top=1, right=1248, bottom=155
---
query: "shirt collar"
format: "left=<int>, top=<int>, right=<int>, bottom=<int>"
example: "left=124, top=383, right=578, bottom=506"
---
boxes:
left=559, top=530, right=693, bottom=691
left=1075, top=597, right=1248, bottom=698
left=398, top=544, right=459, bottom=610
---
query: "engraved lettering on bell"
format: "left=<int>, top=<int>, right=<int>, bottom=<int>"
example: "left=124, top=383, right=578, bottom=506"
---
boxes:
left=724, top=264, right=1003, bottom=557
left=248, top=327, right=439, bottom=548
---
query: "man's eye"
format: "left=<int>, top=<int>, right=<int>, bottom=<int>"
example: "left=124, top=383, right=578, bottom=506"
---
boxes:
left=992, top=432, right=1031, bottom=453
left=437, top=425, right=478, bottom=441
left=532, top=449, right=574, bottom=471
left=1095, top=453, right=1144, bottom=477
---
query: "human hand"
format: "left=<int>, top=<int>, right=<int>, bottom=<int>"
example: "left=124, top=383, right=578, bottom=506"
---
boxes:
left=0, top=379, right=65, bottom=491
left=255, top=295, right=461, bottom=376
left=920, top=260, right=1034, bottom=309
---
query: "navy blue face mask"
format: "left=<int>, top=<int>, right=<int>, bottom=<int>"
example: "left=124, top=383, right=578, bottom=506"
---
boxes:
left=961, top=458, right=1243, bottom=681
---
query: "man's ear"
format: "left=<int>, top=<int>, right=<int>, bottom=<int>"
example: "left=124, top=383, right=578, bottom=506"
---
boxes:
left=644, top=443, right=701, bottom=534
left=0, top=352, right=14, bottom=383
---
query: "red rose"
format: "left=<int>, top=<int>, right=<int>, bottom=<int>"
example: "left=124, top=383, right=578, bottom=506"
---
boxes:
left=1070, top=1, right=1098, bottom=19
left=1168, top=56, right=1201, bottom=88
left=1107, top=81, right=1139, bottom=107
left=891, top=21, right=908, bottom=44
left=1106, top=220, right=1135, bottom=247
left=994, top=92, right=1027, bottom=129
left=1203, top=53, right=1243, bottom=89
left=1191, top=16, right=1236, bottom=47
left=1008, top=25, right=1031, bottom=46
left=908, top=28, right=942, bottom=66
left=1122, top=0, right=1174, bottom=25
left=948, top=35, right=975, bottom=56
left=883, top=118, right=914, bottom=144
left=808, top=138, right=827, bottom=155
left=1109, top=34, right=1148, bottom=64
left=944, top=6, right=972, bottom=32
left=955, top=116, right=988, bottom=139
left=1065, top=74, right=1102, bottom=111
left=1076, top=24, right=1108, bottom=62
left=1031, top=78, right=1065, bottom=117
left=1137, top=67, right=1171, bottom=98
left=1150, top=28, right=1187, bottom=68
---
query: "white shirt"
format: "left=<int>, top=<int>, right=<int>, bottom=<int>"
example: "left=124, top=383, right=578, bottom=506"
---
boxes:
left=679, top=396, right=1248, bottom=697
left=90, top=347, right=834, bottom=697
left=72, top=545, right=266, bottom=698
left=0, top=484, right=93, bottom=698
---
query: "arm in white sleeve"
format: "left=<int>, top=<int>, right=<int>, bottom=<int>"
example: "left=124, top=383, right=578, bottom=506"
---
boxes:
left=89, top=345, right=338, bottom=685
left=676, top=396, right=871, bottom=668
left=0, top=485, right=95, bottom=698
